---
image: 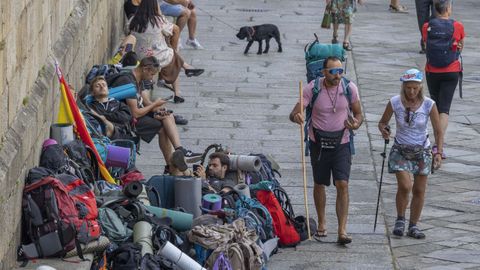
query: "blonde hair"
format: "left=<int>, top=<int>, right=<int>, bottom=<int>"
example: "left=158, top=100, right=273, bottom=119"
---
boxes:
left=400, top=81, right=424, bottom=105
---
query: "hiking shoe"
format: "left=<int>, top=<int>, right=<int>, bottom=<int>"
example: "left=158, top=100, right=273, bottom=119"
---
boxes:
left=177, top=146, right=202, bottom=163
left=185, top=38, right=204, bottom=49
left=185, top=68, right=204, bottom=77
left=173, top=96, right=185, bottom=103
left=171, top=149, right=188, bottom=172
left=392, top=218, right=405, bottom=237
left=407, top=225, right=425, bottom=239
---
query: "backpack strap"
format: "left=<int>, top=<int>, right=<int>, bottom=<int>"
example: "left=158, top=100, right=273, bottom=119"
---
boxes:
left=304, top=77, right=321, bottom=156
left=340, top=77, right=356, bottom=155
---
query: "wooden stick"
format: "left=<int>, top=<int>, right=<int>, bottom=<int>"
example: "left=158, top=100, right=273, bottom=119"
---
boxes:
left=299, top=81, right=312, bottom=240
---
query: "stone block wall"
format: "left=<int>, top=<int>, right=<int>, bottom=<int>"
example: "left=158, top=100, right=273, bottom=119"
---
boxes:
left=0, top=0, right=125, bottom=268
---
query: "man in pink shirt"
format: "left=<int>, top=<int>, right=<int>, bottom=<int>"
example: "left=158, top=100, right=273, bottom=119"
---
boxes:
left=289, top=56, right=363, bottom=245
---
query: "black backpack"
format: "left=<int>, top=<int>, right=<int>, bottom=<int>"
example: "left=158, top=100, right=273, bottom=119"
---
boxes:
left=426, top=18, right=458, bottom=67
left=63, top=140, right=99, bottom=185
left=85, top=64, right=121, bottom=85
left=108, top=243, right=143, bottom=270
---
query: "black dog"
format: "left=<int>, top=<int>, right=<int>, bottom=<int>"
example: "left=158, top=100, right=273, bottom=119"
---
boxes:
left=236, top=24, right=282, bottom=55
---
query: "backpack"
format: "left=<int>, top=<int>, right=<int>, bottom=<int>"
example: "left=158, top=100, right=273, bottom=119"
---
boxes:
left=212, top=252, right=233, bottom=270
left=236, top=195, right=275, bottom=241
left=246, top=154, right=281, bottom=186
left=426, top=18, right=457, bottom=67
left=145, top=175, right=176, bottom=208
left=19, top=176, right=82, bottom=259
left=98, top=207, right=132, bottom=244
left=304, top=33, right=346, bottom=83
left=63, top=139, right=99, bottom=185
left=255, top=190, right=300, bottom=247
left=56, top=174, right=101, bottom=243
left=108, top=243, right=143, bottom=270
left=304, top=77, right=356, bottom=156
left=85, top=64, right=121, bottom=85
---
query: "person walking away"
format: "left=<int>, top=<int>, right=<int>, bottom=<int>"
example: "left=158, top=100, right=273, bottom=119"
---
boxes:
left=325, top=0, right=365, bottom=51
left=415, top=0, right=434, bottom=53
left=378, top=68, right=443, bottom=239
left=422, top=0, right=464, bottom=157
left=289, top=56, right=363, bottom=244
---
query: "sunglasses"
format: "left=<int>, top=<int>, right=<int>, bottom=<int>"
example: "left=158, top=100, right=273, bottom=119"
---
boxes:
left=327, top=68, right=344, bottom=75
left=405, top=107, right=411, bottom=125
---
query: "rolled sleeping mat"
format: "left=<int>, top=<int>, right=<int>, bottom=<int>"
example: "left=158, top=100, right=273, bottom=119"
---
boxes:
left=259, top=237, right=279, bottom=262
left=133, top=221, right=154, bottom=256
left=201, top=194, right=222, bottom=213
left=174, top=177, right=202, bottom=218
left=85, top=83, right=137, bottom=104
left=233, top=183, right=251, bottom=199
left=228, top=155, right=261, bottom=172
left=145, top=205, right=193, bottom=232
left=65, top=235, right=111, bottom=258
left=105, top=144, right=131, bottom=169
left=123, top=181, right=143, bottom=198
left=159, top=240, right=206, bottom=270
left=50, top=123, right=74, bottom=145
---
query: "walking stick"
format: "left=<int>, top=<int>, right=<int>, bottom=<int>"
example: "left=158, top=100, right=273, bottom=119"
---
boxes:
left=299, top=81, right=312, bottom=240
left=374, top=128, right=390, bottom=232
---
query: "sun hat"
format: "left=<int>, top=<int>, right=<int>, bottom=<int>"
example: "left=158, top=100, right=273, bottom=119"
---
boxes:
left=400, top=68, right=424, bottom=82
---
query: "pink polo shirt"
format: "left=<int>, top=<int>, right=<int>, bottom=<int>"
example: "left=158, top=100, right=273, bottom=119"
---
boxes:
left=302, top=78, right=359, bottom=143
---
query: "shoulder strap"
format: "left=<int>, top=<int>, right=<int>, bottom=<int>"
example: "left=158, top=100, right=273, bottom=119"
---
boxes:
left=341, top=77, right=352, bottom=105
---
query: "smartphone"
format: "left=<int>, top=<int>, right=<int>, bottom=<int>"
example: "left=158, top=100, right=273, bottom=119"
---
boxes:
left=125, top=43, right=133, bottom=52
left=193, top=164, right=200, bottom=176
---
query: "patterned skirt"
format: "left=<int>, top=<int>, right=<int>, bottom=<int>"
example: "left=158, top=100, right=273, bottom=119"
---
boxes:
left=388, top=146, right=433, bottom=176
left=328, top=0, right=355, bottom=24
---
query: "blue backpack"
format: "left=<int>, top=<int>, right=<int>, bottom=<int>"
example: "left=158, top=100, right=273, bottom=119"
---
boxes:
left=304, top=77, right=356, bottom=156
left=426, top=18, right=458, bottom=68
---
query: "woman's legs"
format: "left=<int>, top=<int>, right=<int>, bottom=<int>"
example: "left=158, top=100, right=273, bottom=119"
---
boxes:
left=409, top=175, right=427, bottom=224
left=343, top=23, right=352, bottom=44
left=395, top=171, right=413, bottom=217
left=333, top=23, right=339, bottom=42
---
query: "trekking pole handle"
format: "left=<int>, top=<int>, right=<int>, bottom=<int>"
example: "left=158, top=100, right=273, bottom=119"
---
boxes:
left=384, top=125, right=391, bottom=145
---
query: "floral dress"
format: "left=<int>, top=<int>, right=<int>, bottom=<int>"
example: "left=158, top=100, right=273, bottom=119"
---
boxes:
left=327, top=0, right=355, bottom=25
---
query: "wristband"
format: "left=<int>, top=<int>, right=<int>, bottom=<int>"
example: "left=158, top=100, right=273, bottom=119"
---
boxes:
left=434, top=152, right=443, bottom=157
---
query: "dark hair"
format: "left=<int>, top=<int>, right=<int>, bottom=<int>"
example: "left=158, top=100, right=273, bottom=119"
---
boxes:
left=129, top=0, right=160, bottom=33
left=209, top=152, right=230, bottom=171
left=434, top=0, right=451, bottom=15
left=121, top=51, right=139, bottom=67
left=323, top=56, right=342, bottom=69
left=139, top=56, right=160, bottom=68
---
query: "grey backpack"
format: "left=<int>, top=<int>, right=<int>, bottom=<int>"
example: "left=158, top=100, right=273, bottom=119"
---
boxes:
left=98, top=207, right=132, bottom=243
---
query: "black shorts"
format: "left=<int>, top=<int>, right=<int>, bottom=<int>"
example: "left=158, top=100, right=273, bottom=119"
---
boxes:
left=309, top=141, right=351, bottom=186
left=135, top=113, right=163, bottom=143
left=426, top=72, right=459, bottom=114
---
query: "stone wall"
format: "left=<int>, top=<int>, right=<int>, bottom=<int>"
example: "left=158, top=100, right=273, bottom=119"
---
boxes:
left=0, top=0, right=125, bottom=268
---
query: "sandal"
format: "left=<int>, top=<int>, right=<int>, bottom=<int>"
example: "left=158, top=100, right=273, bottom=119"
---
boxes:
left=312, top=230, right=327, bottom=242
left=343, top=42, right=352, bottom=51
left=337, top=234, right=352, bottom=245
left=332, top=36, right=339, bottom=44
left=407, top=225, right=425, bottom=239
left=392, top=218, right=405, bottom=237
left=389, top=4, right=409, bottom=13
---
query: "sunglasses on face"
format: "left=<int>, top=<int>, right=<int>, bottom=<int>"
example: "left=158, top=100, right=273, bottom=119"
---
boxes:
left=327, top=68, right=344, bottom=75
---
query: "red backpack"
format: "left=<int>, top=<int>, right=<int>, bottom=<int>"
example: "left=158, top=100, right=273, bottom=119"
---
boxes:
left=20, top=176, right=80, bottom=258
left=256, top=190, right=300, bottom=247
left=56, top=173, right=101, bottom=243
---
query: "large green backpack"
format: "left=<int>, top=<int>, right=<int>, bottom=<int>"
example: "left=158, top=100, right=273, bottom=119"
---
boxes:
left=304, top=33, right=346, bottom=83
left=304, top=77, right=356, bottom=156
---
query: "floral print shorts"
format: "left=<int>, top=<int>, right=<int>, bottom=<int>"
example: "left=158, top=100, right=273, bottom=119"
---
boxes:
left=388, top=146, right=432, bottom=175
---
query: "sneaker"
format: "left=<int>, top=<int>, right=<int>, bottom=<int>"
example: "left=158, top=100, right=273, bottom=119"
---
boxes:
left=173, top=96, right=185, bottom=103
left=392, top=218, right=405, bottom=237
left=177, top=146, right=202, bottom=163
left=185, top=68, right=204, bottom=77
left=174, top=114, right=188, bottom=125
left=185, top=38, right=204, bottom=49
left=171, top=149, right=188, bottom=171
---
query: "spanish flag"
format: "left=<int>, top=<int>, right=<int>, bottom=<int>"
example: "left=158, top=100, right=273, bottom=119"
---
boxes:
left=55, top=61, right=116, bottom=184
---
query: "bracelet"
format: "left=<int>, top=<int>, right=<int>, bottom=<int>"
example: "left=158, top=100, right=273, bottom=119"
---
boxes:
left=434, top=152, right=443, bottom=156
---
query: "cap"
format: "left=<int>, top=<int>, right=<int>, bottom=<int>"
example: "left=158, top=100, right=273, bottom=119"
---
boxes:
left=400, top=68, right=424, bottom=82
left=42, top=139, right=58, bottom=150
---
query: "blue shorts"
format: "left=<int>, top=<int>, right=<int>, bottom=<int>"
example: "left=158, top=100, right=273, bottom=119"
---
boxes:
left=160, top=2, right=185, bottom=17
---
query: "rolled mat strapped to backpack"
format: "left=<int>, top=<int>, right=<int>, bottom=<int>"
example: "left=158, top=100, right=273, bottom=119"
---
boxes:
left=84, top=83, right=137, bottom=104
left=201, top=194, right=222, bottom=213
left=233, top=183, right=251, bottom=198
left=145, top=205, right=193, bottom=231
left=228, top=155, right=261, bottom=172
left=159, top=241, right=206, bottom=270
left=123, top=181, right=143, bottom=198
left=133, top=221, right=154, bottom=256
left=105, top=144, right=131, bottom=169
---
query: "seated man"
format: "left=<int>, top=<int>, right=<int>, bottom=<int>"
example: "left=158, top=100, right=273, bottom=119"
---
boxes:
left=108, top=56, right=200, bottom=171
left=88, top=76, right=136, bottom=141
left=160, top=0, right=203, bottom=49
left=196, top=152, right=236, bottom=193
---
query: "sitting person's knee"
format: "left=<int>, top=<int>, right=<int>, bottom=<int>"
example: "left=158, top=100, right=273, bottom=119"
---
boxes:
left=181, top=8, right=191, bottom=17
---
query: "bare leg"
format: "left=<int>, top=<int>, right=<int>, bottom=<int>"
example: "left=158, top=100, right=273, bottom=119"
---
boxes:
left=161, top=114, right=181, bottom=148
left=187, top=8, right=197, bottom=40
left=158, top=128, right=174, bottom=166
left=439, top=113, right=449, bottom=139
left=171, top=78, right=180, bottom=97
left=176, top=9, right=190, bottom=32
left=395, top=172, right=413, bottom=217
left=335, top=180, right=349, bottom=235
left=343, top=23, right=352, bottom=44
left=333, top=23, right=339, bottom=41
left=313, top=183, right=327, bottom=232
left=170, top=25, right=180, bottom=51
left=409, top=175, right=427, bottom=224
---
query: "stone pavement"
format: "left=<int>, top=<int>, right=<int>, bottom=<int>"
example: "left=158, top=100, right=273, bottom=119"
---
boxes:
left=137, top=0, right=480, bottom=269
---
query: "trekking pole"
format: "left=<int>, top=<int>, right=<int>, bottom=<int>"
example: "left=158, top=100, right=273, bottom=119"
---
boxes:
left=299, top=81, right=312, bottom=240
left=374, top=126, right=390, bottom=232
